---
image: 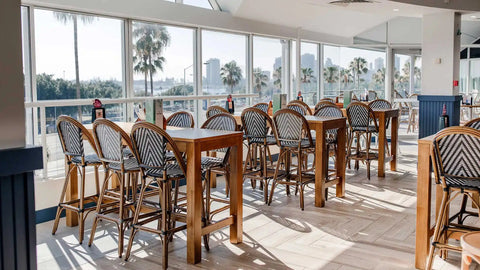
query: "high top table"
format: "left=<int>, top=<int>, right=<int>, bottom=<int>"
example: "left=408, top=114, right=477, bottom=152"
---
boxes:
left=77, top=123, right=244, bottom=264
left=234, top=113, right=347, bottom=207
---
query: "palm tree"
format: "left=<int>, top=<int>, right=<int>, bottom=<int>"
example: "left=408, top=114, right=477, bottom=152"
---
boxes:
left=340, top=68, right=353, bottom=89
left=349, top=57, right=369, bottom=89
left=54, top=12, right=95, bottom=122
left=301, top=67, right=316, bottom=84
left=253, top=68, right=268, bottom=97
left=220, top=61, right=243, bottom=94
left=273, top=66, right=282, bottom=89
left=133, top=23, right=170, bottom=96
left=372, top=68, right=385, bottom=85
left=323, top=66, right=339, bottom=90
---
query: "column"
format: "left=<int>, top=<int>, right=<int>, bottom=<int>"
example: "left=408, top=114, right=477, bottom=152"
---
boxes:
left=419, top=11, right=462, bottom=138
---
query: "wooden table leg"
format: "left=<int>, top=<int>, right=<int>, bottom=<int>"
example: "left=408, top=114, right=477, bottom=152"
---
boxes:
left=315, top=124, right=327, bottom=207
left=210, top=152, right=217, bottom=188
left=336, top=124, right=346, bottom=198
left=229, top=141, right=243, bottom=244
left=415, top=142, right=432, bottom=269
left=390, top=114, right=398, bottom=171
left=65, top=160, right=78, bottom=227
left=186, top=142, right=202, bottom=264
left=378, top=112, right=386, bottom=177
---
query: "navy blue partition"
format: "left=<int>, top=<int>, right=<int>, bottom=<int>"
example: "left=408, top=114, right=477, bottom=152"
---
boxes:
left=0, top=146, right=42, bottom=270
left=418, top=95, right=462, bottom=139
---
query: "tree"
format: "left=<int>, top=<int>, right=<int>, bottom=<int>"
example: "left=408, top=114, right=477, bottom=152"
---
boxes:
left=349, top=57, right=369, bottom=89
left=273, top=66, right=282, bottom=89
left=53, top=12, right=95, bottom=122
left=301, top=67, right=316, bottom=84
left=340, top=68, right=353, bottom=89
left=372, top=68, right=385, bottom=85
left=220, top=61, right=243, bottom=94
left=323, top=66, right=339, bottom=90
left=253, top=68, right=268, bottom=97
left=133, top=23, right=170, bottom=96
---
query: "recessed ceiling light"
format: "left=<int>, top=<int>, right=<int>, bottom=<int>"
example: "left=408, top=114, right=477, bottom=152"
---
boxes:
left=393, top=8, right=399, bottom=12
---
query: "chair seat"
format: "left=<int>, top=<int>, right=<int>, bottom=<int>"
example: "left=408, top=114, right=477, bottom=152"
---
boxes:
left=144, top=163, right=185, bottom=178
left=109, top=158, right=140, bottom=172
left=352, top=126, right=378, bottom=132
left=247, top=135, right=277, bottom=145
left=71, top=154, right=101, bottom=165
left=445, top=176, right=480, bottom=191
left=201, top=156, right=224, bottom=170
left=280, top=138, right=315, bottom=148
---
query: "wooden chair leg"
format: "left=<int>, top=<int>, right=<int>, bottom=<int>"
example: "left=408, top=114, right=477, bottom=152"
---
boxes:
left=88, top=170, right=111, bottom=247
left=52, top=164, right=75, bottom=236
left=426, top=191, right=450, bottom=270
left=78, top=165, right=86, bottom=244
left=125, top=177, right=149, bottom=261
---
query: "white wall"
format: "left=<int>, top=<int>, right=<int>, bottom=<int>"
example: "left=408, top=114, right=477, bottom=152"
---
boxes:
left=0, top=0, right=25, bottom=149
left=421, top=11, right=461, bottom=95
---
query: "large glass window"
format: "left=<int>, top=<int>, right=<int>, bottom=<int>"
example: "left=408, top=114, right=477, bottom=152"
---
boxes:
left=413, top=57, right=422, bottom=94
left=471, top=60, right=480, bottom=93
left=132, top=22, right=194, bottom=98
left=184, top=0, right=213, bottom=9
left=323, top=45, right=341, bottom=98
left=300, top=42, right=318, bottom=105
left=252, top=36, right=287, bottom=104
left=393, top=54, right=410, bottom=97
left=460, top=60, right=468, bottom=94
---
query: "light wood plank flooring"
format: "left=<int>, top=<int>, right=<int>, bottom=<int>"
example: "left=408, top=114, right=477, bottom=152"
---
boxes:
left=36, top=132, right=479, bottom=270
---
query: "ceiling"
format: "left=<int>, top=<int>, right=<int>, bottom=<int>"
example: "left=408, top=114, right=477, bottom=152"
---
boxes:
left=217, top=0, right=480, bottom=41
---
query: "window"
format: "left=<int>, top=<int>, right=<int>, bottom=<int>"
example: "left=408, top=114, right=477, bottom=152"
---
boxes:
left=393, top=54, right=410, bottom=97
left=132, top=22, right=195, bottom=98
left=252, top=36, right=287, bottom=104
left=471, top=60, right=480, bottom=92
left=201, top=30, right=247, bottom=119
left=460, top=60, right=468, bottom=94
left=300, top=42, right=318, bottom=105
left=413, top=57, right=422, bottom=94
left=323, top=45, right=341, bottom=98
left=183, top=0, right=213, bottom=9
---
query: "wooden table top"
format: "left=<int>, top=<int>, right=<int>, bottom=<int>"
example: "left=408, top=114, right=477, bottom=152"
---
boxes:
left=85, top=122, right=243, bottom=143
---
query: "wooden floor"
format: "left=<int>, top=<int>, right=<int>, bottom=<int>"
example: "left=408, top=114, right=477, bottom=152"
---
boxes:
left=36, top=131, right=479, bottom=270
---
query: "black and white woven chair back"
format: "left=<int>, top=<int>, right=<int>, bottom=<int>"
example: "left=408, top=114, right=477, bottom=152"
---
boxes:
left=273, top=109, right=311, bottom=148
left=315, top=101, right=334, bottom=112
left=287, top=104, right=306, bottom=116
left=206, top=106, right=227, bottom=118
left=433, top=127, right=480, bottom=180
left=131, top=122, right=186, bottom=177
left=242, top=108, right=269, bottom=142
left=320, top=98, right=335, bottom=103
left=57, top=116, right=84, bottom=157
left=253, top=103, right=269, bottom=113
left=315, top=105, right=343, bottom=140
left=346, top=102, right=375, bottom=130
left=369, top=99, right=391, bottom=109
left=465, top=118, right=480, bottom=130
left=167, top=111, right=194, bottom=128
left=93, top=121, right=124, bottom=163
left=202, top=113, right=237, bottom=153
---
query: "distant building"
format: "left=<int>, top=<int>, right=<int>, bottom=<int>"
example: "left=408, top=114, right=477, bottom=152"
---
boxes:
left=374, top=57, right=384, bottom=71
left=325, top=57, right=334, bottom=68
left=205, top=58, right=221, bottom=86
left=394, top=56, right=400, bottom=71
left=273, top=57, right=282, bottom=71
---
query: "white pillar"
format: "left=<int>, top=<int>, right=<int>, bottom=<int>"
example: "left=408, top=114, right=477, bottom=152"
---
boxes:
left=385, top=46, right=393, bottom=101
left=421, top=11, right=461, bottom=96
left=0, top=0, right=25, bottom=149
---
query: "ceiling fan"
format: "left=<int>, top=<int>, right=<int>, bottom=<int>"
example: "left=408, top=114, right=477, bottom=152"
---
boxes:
left=328, top=0, right=376, bottom=7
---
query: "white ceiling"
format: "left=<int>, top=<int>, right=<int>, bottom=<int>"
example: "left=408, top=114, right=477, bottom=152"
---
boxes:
left=218, top=0, right=479, bottom=40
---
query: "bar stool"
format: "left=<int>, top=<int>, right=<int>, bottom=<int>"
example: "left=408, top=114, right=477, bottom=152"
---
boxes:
left=52, top=115, right=101, bottom=244
left=253, top=102, right=269, bottom=113
left=289, top=100, right=313, bottom=115
left=465, top=117, right=480, bottom=130
left=242, top=107, right=276, bottom=203
left=206, top=105, right=228, bottom=118
left=426, top=127, right=480, bottom=270
left=287, top=103, right=308, bottom=116
left=461, top=232, right=480, bottom=270
left=269, top=109, right=315, bottom=210
left=346, top=102, right=379, bottom=180
left=125, top=122, right=189, bottom=269
left=369, top=99, right=392, bottom=154
left=88, top=119, right=140, bottom=258
left=166, top=111, right=195, bottom=128
left=314, top=100, right=335, bottom=113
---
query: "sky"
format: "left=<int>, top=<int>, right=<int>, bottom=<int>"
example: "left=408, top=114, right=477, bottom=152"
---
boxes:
left=32, top=7, right=405, bottom=84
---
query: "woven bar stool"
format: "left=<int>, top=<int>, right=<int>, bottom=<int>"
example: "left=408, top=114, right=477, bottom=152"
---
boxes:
left=206, top=105, right=228, bottom=118
left=314, top=100, right=335, bottom=113
left=166, top=111, right=195, bottom=128
left=125, top=122, right=191, bottom=269
left=369, top=99, right=392, bottom=154
left=242, top=107, right=276, bottom=203
left=268, top=109, right=315, bottom=210
left=52, top=115, right=101, bottom=244
left=289, top=100, right=313, bottom=115
left=426, top=127, right=480, bottom=269
left=253, top=102, right=269, bottom=113
left=346, top=102, right=379, bottom=180
left=88, top=119, right=141, bottom=258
